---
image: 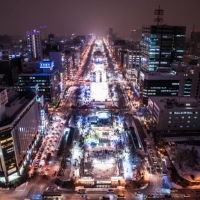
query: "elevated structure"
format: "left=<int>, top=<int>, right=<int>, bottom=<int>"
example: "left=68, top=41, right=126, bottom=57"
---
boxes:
left=154, top=5, right=164, bottom=25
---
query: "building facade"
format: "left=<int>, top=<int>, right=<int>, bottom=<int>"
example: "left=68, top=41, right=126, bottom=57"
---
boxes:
left=18, top=61, right=61, bottom=103
left=148, top=96, right=200, bottom=131
left=0, top=89, right=39, bottom=182
left=0, top=57, right=22, bottom=86
left=124, top=42, right=141, bottom=80
left=141, top=25, right=186, bottom=72
left=27, top=30, right=42, bottom=60
left=138, top=65, right=200, bottom=104
left=189, top=27, right=200, bottom=56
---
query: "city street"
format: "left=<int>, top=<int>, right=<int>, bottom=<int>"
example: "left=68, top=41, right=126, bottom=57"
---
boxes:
left=1, top=38, right=200, bottom=200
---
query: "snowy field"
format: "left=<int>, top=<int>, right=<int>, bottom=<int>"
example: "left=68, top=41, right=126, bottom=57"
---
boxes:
left=167, top=144, right=200, bottom=182
left=90, top=82, right=109, bottom=101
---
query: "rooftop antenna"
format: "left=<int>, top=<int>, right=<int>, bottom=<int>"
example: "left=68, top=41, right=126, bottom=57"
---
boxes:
left=154, top=5, right=164, bottom=25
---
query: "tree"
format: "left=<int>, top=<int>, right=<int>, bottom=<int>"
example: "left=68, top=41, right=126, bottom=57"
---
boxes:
left=174, top=146, right=199, bottom=170
left=186, top=146, right=199, bottom=168
left=174, top=147, right=190, bottom=170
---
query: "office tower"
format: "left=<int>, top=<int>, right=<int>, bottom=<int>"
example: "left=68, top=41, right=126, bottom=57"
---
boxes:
left=26, top=30, right=42, bottom=60
left=48, top=33, right=55, bottom=46
left=108, top=28, right=114, bottom=46
left=109, top=28, right=113, bottom=37
left=189, top=25, right=200, bottom=56
left=0, top=35, right=12, bottom=44
left=19, top=60, right=61, bottom=103
left=141, top=6, right=186, bottom=72
left=124, top=42, right=141, bottom=80
left=138, top=65, right=200, bottom=104
left=0, top=89, right=39, bottom=183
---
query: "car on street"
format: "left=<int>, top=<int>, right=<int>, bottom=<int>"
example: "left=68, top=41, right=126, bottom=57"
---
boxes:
left=107, top=189, right=114, bottom=193
left=101, top=196, right=110, bottom=200
left=164, top=194, right=172, bottom=198
left=183, top=194, right=190, bottom=198
left=115, top=194, right=125, bottom=199
left=78, top=189, right=86, bottom=194
left=170, top=188, right=177, bottom=192
left=135, top=191, right=142, bottom=196
left=144, top=194, right=154, bottom=199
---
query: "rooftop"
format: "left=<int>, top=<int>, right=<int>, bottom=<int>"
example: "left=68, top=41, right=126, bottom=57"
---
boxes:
left=149, top=96, right=200, bottom=110
left=0, top=89, right=36, bottom=128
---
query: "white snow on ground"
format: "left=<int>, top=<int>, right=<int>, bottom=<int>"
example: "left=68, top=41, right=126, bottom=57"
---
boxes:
left=90, top=82, right=109, bottom=101
left=166, top=144, right=200, bottom=182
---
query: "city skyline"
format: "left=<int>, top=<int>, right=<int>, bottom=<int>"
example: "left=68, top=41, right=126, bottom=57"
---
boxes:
left=0, top=0, right=199, bottom=38
left=1, top=1, right=200, bottom=199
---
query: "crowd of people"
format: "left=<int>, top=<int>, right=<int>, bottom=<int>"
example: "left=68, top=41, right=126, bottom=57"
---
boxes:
left=89, top=149, right=116, bottom=160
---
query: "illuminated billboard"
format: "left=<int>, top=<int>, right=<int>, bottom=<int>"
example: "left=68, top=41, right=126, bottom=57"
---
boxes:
left=39, top=61, right=54, bottom=69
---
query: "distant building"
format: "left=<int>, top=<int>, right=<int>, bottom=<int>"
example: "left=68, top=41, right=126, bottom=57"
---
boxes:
left=108, top=28, right=115, bottom=46
left=109, top=28, right=113, bottom=37
left=26, top=30, right=42, bottom=60
left=124, top=42, right=141, bottom=80
left=40, top=26, right=47, bottom=40
left=130, top=29, right=142, bottom=42
left=189, top=26, right=200, bottom=56
left=183, top=55, right=200, bottom=65
left=141, top=25, right=186, bottom=72
left=0, top=35, right=13, bottom=47
left=48, top=34, right=55, bottom=47
left=49, top=51, right=65, bottom=72
left=0, top=57, right=22, bottom=86
left=148, top=96, right=200, bottom=131
left=0, top=89, right=39, bottom=183
left=112, top=39, right=126, bottom=60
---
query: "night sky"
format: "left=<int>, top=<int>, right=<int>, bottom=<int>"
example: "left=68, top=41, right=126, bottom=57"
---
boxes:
left=0, top=0, right=199, bottom=38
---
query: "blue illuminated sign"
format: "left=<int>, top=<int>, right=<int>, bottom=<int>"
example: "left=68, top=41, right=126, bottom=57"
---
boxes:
left=39, top=61, right=54, bottom=69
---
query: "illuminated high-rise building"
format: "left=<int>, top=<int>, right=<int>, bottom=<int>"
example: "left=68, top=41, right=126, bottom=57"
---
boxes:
left=189, top=25, right=200, bottom=56
left=26, top=30, right=42, bottom=60
left=141, top=6, right=186, bottom=72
